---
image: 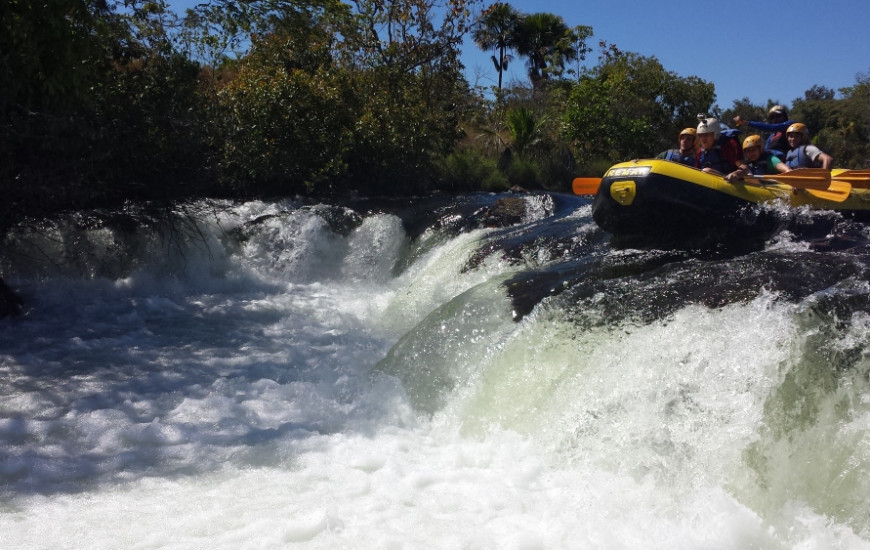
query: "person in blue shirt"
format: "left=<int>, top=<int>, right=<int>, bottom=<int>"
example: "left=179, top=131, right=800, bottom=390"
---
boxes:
left=732, top=105, right=794, bottom=158
left=656, top=127, right=697, bottom=165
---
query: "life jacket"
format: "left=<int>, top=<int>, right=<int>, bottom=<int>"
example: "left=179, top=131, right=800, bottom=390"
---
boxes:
left=663, top=149, right=695, bottom=166
left=746, top=151, right=776, bottom=175
left=766, top=132, right=788, bottom=157
left=697, top=132, right=741, bottom=174
left=785, top=145, right=821, bottom=168
left=697, top=146, right=730, bottom=173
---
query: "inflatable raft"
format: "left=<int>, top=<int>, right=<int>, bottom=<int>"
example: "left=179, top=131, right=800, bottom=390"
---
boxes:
left=581, top=159, right=870, bottom=243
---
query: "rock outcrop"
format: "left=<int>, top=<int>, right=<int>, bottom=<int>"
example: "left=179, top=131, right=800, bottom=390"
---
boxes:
left=0, top=278, right=24, bottom=318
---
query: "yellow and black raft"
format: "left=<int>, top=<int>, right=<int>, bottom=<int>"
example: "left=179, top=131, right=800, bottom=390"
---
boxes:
left=573, top=159, right=870, bottom=243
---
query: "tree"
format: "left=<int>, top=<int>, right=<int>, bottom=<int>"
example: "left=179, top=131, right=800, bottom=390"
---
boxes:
left=792, top=87, right=836, bottom=141
left=337, top=0, right=475, bottom=192
left=803, top=85, right=836, bottom=102
left=0, top=0, right=113, bottom=114
left=218, top=17, right=354, bottom=193
left=720, top=97, right=766, bottom=132
left=563, top=48, right=715, bottom=165
left=565, top=24, right=594, bottom=78
left=217, top=0, right=475, bottom=195
left=799, top=75, right=870, bottom=168
left=472, top=3, right=519, bottom=92
left=513, top=12, right=587, bottom=89
left=505, top=107, right=547, bottom=159
left=0, top=0, right=213, bottom=229
left=346, top=0, right=474, bottom=74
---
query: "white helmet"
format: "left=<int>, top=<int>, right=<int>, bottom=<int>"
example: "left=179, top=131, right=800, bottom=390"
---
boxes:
left=696, top=115, right=721, bottom=140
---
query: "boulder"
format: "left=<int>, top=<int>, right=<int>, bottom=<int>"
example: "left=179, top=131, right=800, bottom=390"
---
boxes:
left=0, top=278, right=24, bottom=318
left=481, top=197, right=527, bottom=227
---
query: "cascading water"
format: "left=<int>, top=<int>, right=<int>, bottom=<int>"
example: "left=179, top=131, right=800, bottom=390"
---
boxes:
left=1, top=193, right=868, bottom=549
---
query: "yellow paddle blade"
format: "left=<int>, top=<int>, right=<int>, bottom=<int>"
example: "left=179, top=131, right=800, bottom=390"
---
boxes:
left=802, top=180, right=851, bottom=203
left=572, top=177, right=602, bottom=195
left=743, top=171, right=849, bottom=201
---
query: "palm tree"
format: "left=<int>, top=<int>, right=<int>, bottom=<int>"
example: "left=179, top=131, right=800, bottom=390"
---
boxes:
left=471, top=3, right=520, bottom=91
left=505, top=107, right=547, bottom=159
left=513, top=12, right=578, bottom=89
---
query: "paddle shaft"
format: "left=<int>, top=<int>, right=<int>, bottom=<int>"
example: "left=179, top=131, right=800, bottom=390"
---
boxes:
left=744, top=176, right=850, bottom=202
left=742, top=168, right=831, bottom=190
left=833, top=170, right=870, bottom=188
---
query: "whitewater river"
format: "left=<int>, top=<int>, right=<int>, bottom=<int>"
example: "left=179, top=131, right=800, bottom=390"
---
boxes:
left=1, top=193, right=869, bottom=549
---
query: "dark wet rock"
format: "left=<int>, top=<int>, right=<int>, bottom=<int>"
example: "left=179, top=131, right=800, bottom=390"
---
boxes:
left=0, top=277, right=24, bottom=318
left=236, top=205, right=364, bottom=240
left=304, top=205, right=364, bottom=237
left=479, top=197, right=527, bottom=228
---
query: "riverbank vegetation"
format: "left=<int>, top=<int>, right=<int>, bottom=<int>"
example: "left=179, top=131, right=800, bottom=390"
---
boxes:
left=3, top=0, right=869, bottom=232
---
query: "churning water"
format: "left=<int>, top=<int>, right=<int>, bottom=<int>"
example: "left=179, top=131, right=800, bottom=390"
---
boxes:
left=1, top=193, right=869, bottom=549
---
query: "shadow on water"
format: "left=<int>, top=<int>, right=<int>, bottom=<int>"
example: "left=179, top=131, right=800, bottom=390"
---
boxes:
left=0, top=271, right=388, bottom=499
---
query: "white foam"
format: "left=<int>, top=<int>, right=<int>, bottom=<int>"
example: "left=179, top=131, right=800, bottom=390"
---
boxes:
left=1, top=202, right=868, bottom=549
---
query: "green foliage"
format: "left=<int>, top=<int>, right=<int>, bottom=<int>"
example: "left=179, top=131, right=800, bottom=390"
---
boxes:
left=347, top=0, right=472, bottom=73
left=90, top=49, right=211, bottom=189
left=0, top=0, right=475, bottom=228
left=435, top=149, right=508, bottom=192
left=471, top=6, right=591, bottom=91
left=218, top=24, right=353, bottom=194
left=5, top=0, right=870, bottom=234
left=505, top=107, right=547, bottom=158
left=535, top=144, right=577, bottom=190
left=514, top=13, right=570, bottom=88
left=722, top=73, right=870, bottom=168
left=472, top=2, right=520, bottom=90
left=503, top=155, right=539, bottom=188
left=342, top=0, right=473, bottom=192
left=721, top=97, right=767, bottom=128
left=563, top=49, right=715, bottom=167
left=216, top=0, right=472, bottom=195
left=0, top=0, right=215, bottom=231
left=347, top=69, right=466, bottom=194
left=793, top=80, right=870, bottom=168
left=0, top=0, right=112, bottom=114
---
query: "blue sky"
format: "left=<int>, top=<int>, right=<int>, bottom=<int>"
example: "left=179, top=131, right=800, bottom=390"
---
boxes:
left=167, top=0, right=870, bottom=110
left=472, top=0, right=870, bottom=109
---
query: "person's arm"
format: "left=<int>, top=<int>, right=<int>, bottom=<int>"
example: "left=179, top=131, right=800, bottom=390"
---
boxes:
left=723, top=140, right=748, bottom=181
left=817, top=152, right=833, bottom=169
left=725, top=164, right=749, bottom=182
left=772, top=156, right=791, bottom=173
left=747, top=119, right=793, bottom=132
left=805, top=145, right=834, bottom=169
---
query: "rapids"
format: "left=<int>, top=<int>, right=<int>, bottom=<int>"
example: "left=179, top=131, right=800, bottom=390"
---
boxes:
left=1, top=193, right=869, bottom=549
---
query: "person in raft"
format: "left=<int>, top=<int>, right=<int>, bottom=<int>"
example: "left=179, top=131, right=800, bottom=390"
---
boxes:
left=736, top=134, right=792, bottom=177
left=732, top=105, right=794, bottom=158
left=784, top=123, right=834, bottom=169
left=656, top=127, right=697, bottom=166
left=695, top=116, right=745, bottom=182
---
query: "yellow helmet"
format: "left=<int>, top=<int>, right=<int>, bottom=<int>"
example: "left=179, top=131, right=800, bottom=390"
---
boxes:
left=768, top=105, right=788, bottom=119
left=742, top=134, right=764, bottom=150
left=787, top=123, right=809, bottom=138
left=679, top=127, right=696, bottom=139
